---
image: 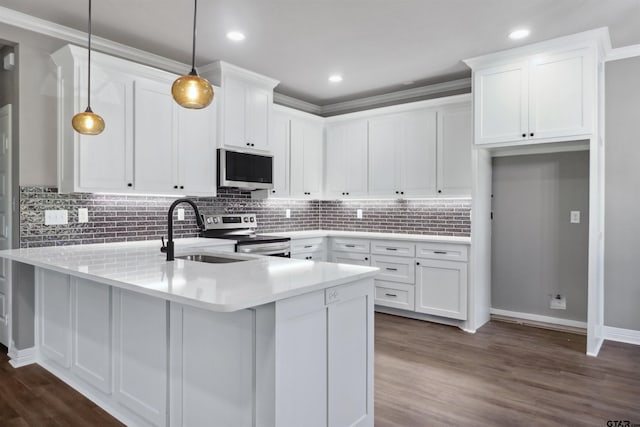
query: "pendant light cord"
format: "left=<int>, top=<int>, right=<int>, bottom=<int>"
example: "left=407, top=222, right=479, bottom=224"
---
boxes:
left=191, top=0, right=198, bottom=74
left=87, top=0, right=93, bottom=109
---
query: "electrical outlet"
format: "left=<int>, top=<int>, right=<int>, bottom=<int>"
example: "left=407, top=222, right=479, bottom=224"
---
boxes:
left=177, top=208, right=185, bottom=221
left=550, top=294, right=567, bottom=310
left=570, top=211, right=580, bottom=224
left=44, top=210, right=68, bottom=225
left=78, top=208, right=89, bottom=223
left=356, top=209, right=363, bottom=219
left=285, top=209, right=291, bottom=218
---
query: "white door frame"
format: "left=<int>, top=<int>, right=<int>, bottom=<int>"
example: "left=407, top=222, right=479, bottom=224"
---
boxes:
left=0, top=104, right=12, bottom=350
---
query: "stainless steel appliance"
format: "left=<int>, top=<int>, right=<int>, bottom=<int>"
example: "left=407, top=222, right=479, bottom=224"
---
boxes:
left=217, top=149, right=273, bottom=190
left=201, top=213, right=290, bottom=257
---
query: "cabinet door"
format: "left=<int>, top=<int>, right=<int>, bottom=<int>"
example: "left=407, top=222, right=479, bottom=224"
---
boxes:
left=271, top=113, right=290, bottom=197
left=245, top=86, right=271, bottom=151
left=76, top=66, right=134, bottom=192
left=415, top=259, right=467, bottom=320
left=474, top=61, right=529, bottom=145
left=344, top=121, right=368, bottom=196
left=134, top=78, right=179, bottom=193
left=38, top=269, right=71, bottom=368
left=291, top=118, right=323, bottom=198
left=222, top=76, right=247, bottom=149
left=437, top=104, right=472, bottom=196
left=113, top=289, right=167, bottom=426
left=529, top=48, right=594, bottom=140
left=324, top=125, right=346, bottom=197
left=368, top=115, right=401, bottom=197
left=400, top=109, right=437, bottom=196
left=71, top=278, right=112, bottom=394
left=289, top=119, right=305, bottom=197
left=177, top=99, right=217, bottom=196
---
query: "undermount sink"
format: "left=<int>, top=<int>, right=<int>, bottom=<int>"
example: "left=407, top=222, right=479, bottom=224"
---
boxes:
left=176, top=254, right=247, bottom=264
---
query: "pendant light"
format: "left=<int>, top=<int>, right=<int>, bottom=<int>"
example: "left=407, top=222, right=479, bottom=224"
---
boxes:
left=171, top=0, right=214, bottom=109
left=72, top=0, right=105, bottom=135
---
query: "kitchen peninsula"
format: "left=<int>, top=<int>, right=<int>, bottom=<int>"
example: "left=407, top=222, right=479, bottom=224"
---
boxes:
left=0, top=239, right=378, bottom=427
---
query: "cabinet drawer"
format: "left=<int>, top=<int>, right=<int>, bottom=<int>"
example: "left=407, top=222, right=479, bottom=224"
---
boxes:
left=415, top=243, right=468, bottom=261
left=330, top=238, right=370, bottom=254
left=292, top=250, right=326, bottom=261
left=375, top=281, right=415, bottom=311
left=330, top=252, right=370, bottom=266
left=371, top=240, right=415, bottom=258
left=370, top=255, right=415, bottom=284
left=291, top=237, right=325, bottom=254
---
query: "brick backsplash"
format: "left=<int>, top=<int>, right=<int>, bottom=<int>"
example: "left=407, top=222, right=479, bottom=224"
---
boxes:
left=19, top=187, right=471, bottom=248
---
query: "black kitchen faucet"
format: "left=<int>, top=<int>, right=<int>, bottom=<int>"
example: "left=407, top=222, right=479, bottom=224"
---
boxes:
left=161, top=198, right=204, bottom=261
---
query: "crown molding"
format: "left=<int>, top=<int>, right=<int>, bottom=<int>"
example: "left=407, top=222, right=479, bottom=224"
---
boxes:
left=273, top=93, right=323, bottom=115
left=606, top=44, right=640, bottom=62
left=0, top=5, right=189, bottom=74
left=274, top=78, right=471, bottom=117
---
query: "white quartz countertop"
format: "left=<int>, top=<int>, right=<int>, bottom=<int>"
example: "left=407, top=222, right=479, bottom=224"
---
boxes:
left=0, top=238, right=378, bottom=313
left=261, top=230, right=471, bottom=244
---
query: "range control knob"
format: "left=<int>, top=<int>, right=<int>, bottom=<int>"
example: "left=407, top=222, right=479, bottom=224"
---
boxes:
left=250, top=217, right=255, bottom=223
left=243, top=217, right=249, bottom=222
left=213, top=217, right=219, bottom=224
left=206, top=217, right=213, bottom=224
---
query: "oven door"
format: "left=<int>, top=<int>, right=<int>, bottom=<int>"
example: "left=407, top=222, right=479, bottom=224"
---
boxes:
left=236, top=241, right=291, bottom=258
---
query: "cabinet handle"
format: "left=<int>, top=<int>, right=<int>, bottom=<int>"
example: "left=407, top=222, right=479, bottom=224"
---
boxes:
left=386, top=247, right=398, bottom=251
left=345, top=244, right=356, bottom=248
left=384, top=293, right=397, bottom=297
left=385, top=267, right=398, bottom=271
left=434, top=251, right=448, bottom=254
left=304, top=245, right=313, bottom=248
left=127, top=183, right=133, bottom=187
left=522, top=133, right=526, bottom=138
left=530, top=132, right=534, bottom=137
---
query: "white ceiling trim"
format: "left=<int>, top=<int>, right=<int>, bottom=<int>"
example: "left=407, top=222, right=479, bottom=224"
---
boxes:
left=273, top=93, right=323, bottom=115
left=606, top=44, right=640, bottom=62
left=0, top=5, right=189, bottom=74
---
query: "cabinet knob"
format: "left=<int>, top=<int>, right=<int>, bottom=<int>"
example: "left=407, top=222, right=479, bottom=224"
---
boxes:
left=364, top=257, right=368, bottom=261
left=416, top=262, right=420, bottom=266
left=530, top=132, right=534, bottom=137
left=272, top=190, right=276, bottom=193
left=246, top=142, right=250, bottom=146
left=395, top=191, right=399, bottom=194
left=251, top=143, right=255, bottom=147
left=173, top=185, right=178, bottom=189
left=400, top=191, right=404, bottom=195
left=127, top=183, right=133, bottom=187
left=179, top=185, right=184, bottom=190
left=522, top=133, right=526, bottom=138
left=438, top=190, right=442, bottom=194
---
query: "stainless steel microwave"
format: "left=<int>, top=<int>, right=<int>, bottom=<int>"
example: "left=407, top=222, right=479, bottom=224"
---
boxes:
left=217, top=149, right=274, bottom=190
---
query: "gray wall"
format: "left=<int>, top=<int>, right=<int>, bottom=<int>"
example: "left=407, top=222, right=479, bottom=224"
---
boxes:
left=491, top=152, right=590, bottom=322
left=0, top=22, right=65, bottom=186
left=604, top=57, right=640, bottom=331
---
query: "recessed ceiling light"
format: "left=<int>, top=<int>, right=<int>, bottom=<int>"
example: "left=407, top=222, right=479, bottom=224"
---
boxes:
left=226, top=31, right=246, bottom=41
left=509, top=29, right=530, bottom=40
left=328, top=74, right=343, bottom=83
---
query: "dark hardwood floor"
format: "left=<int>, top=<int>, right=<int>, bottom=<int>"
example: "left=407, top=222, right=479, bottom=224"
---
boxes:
left=1, top=314, right=639, bottom=426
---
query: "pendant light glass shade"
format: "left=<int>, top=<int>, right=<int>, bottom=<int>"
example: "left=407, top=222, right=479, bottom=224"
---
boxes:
left=172, top=0, right=214, bottom=109
left=72, top=0, right=105, bottom=135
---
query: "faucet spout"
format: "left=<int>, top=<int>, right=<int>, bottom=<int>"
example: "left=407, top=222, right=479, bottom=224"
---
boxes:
left=162, top=198, right=204, bottom=261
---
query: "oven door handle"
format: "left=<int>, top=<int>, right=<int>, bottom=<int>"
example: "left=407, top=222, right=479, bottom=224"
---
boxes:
left=250, top=249, right=291, bottom=257
left=236, top=242, right=291, bottom=254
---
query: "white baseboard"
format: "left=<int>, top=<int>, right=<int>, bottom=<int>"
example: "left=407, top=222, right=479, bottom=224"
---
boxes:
left=490, top=308, right=588, bottom=330
left=603, top=326, right=640, bottom=346
left=586, top=337, right=604, bottom=357
left=8, top=346, right=37, bottom=368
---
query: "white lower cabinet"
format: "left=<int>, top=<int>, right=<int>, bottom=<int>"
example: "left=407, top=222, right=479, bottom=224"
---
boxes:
left=291, top=237, right=327, bottom=261
left=113, top=288, right=168, bottom=426
left=370, top=255, right=415, bottom=284
left=374, top=281, right=415, bottom=311
left=330, top=252, right=370, bottom=266
left=38, top=269, right=72, bottom=368
left=71, top=277, right=112, bottom=394
left=415, top=259, right=468, bottom=320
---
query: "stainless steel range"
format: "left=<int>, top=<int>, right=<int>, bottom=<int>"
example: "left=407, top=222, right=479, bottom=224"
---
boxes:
left=200, top=213, right=291, bottom=257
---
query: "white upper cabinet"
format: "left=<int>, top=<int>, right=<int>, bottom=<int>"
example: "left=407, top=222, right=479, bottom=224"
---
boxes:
left=369, top=109, right=437, bottom=197
left=270, top=111, right=291, bottom=197
left=202, top=61, right=279, bottom=153
left=470, top=46, right=596, bottom=146
left=53, top=45, right=217, bottom=196
left=437, top=104, right=472, bottom=196
left=134, top=78, right=217, bottom=197
left=325, top=120, right=368, bottom=198
left=290, top=117, right=324, bottom=198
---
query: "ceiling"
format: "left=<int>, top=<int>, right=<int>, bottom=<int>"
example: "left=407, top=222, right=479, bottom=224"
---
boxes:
left=2, top=0, right=640, bottom=105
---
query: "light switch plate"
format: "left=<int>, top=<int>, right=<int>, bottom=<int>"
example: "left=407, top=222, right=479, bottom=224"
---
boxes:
left=356, top=209, right=363, bottom=219
left=177, top=208, right=185, bottom=221
left=78, top=208, right=89, bottom=223
left=285, top=209, right=291, bottom=218
left=570, top=211, right=580, bottom=224
left=45, top=210, right=68, bottom=225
